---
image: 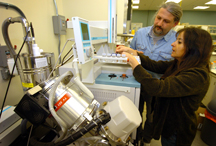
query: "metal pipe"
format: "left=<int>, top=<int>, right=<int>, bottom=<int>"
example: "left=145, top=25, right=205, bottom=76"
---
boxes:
left=2, top=17, right=33, bottom=57
left=53, top=0, right=58, bottom=16
left=53, top=0, right=61, bottom=63
left=0, top=2, right=26, bottom=18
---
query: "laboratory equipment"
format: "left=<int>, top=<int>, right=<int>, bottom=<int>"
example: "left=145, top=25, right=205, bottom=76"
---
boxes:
left=108, top=0, right=117, bottom=43
left=0, top=106, right=22, bottom=146
left=68, top=16, right=140, bottom=84
left=14, top=71, right=141, bottom=146
left=72, top=17, right=94, bottom=65
left=2, top=16, right=55, bottom=90
left=201, top=98, right=216, bottom=146
left=60, top=16, right=141, bottom=142
left=0, top=46, right=11, bottom=80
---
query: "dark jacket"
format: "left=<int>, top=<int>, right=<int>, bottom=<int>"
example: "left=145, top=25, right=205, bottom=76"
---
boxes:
left=133, top=53, right=210, bottom=146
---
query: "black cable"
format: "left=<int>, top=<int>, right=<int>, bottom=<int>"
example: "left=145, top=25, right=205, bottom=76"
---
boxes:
left=30, top=22, right=35, bottom=38
left=54, top=112, right=111, bottom=146
left=29, top=112, right=111, bottom=146
left=61, top=54, right=73, bottom=66
left=40, top=124, right=60, bottom=138
left=61, top=47, right=73, bottom=64
left=0, top=29, right=30, bottom=119
left=30, top=22, right=36, bottom=44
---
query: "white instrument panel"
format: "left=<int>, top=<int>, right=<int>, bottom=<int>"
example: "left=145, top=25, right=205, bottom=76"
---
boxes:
left=72, top=17, right=94, bottom=64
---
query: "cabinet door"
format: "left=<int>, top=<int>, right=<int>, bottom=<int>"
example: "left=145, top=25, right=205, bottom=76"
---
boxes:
left=202, top=73, right=216, bottom=106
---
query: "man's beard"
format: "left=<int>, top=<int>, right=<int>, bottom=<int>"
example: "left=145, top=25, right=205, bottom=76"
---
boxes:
left=153, top=25, right=163, bottom=35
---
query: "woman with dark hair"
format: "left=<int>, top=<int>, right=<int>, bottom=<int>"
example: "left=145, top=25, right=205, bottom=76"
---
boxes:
left=116, top=27, right=213, bottom=146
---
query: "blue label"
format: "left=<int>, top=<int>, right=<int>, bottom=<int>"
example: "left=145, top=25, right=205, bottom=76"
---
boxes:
left=83, top=43, right=91, bottom=47
left=91, top=37, right=108, bottom=40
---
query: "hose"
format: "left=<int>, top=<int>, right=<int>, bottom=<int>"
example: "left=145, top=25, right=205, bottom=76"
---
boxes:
left=54, top=112, right=111, bottom=146
left=0, top=2, right=26, bottom=18
left=71, top=58, right=94, bottom=99
left=2, top=17, right=32, bottom=58
left=29, top=112, right=111, bottom=146
left=48, top=71, right=73, bottom=143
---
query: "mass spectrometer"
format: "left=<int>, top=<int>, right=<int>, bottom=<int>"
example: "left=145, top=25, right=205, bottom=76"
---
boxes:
left=60, top=16, right=141, bottom=142
left=14, top=71, right=142, bottom=146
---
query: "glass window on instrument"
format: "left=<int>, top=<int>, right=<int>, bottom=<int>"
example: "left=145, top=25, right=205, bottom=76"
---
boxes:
left=80, top=22, right=90, bottom=41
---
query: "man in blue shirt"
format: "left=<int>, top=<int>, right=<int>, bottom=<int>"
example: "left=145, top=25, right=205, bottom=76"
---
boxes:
left=130, top=2, right=183, bottom=146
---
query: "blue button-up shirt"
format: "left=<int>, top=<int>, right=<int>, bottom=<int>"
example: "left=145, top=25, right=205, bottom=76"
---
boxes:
left=130, top=26, right=177, bottom=78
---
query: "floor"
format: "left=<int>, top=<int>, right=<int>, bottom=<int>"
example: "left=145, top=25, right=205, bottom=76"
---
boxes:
left=150, top=130, right=208, bottom=146
left=142, top=107, right=209, bottom=146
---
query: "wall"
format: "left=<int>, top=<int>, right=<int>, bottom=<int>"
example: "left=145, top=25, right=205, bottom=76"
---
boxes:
left=181, top=11, right=216, bottom=25
left=132, top=10, right=216, bottom=27
left=132, top=10, right=155, bottom=27
left=0, top=0, right=111, bottom=108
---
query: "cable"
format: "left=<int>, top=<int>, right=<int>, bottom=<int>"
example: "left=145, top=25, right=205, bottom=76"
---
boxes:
left=30, top=22, right=36, bottom=44
left=61, top=47, right=73, bottom=64
left=58, top=35, right=61, bottom=63
left=54, top=112, right=111, bottom=146
left=40, top=124, right=60, bottom=138
left=61, top=54, right=73, bottom=66
left=53, top=0, right=58, bottom=16
left=0, top=28, right=30, bottom=119
left=47, top=40, right=75, bottom=80
left=54, top=44, right=74, bottom=69
left=27, top=125, right=34, bottom=146
left=29, top=112, right=111, bottom=146
left=53, top=0, right=61, bottom=63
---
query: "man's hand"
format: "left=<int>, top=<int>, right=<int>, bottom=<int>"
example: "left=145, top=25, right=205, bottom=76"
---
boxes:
left=115, top=45, right=138, bottom=56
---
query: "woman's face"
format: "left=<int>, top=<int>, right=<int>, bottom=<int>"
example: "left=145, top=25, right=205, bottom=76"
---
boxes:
left=171, top=31, right=186, bottom=61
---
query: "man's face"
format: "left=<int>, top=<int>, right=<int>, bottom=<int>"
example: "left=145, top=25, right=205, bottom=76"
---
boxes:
left=153, top=8, right=178, bottom=36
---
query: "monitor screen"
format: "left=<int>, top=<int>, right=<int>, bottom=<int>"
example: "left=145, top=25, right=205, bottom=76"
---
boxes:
left=81, top=23, right=89, bottom=41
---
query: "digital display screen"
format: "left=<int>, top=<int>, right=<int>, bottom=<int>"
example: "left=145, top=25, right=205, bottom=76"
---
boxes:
left=81, top=23, right=89, bottom=41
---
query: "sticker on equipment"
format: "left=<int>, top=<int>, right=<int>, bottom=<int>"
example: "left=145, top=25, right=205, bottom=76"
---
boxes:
left=35, top=57, right=48, bottom=68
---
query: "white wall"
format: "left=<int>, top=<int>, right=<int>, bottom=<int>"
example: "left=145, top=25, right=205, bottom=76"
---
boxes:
left=0, top=0, right=116, bottom=108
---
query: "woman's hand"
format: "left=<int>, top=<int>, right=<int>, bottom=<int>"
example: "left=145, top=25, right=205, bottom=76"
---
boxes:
left=123, top=52, right=139, bottom=70
left=115, top=45, right=138, bottom=56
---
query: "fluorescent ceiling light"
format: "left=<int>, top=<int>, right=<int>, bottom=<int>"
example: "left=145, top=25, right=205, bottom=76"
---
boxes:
left=132, top=6, right=139, bottom=9
left=166, top=0, right=182, bottom=3
left=194, top=6, right=210, bottom=9
left=205, top=0, right=216, bottom=5
left=133, top=0, right=140, bottom=4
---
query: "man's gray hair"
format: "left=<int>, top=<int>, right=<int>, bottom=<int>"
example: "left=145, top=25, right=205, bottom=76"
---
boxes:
left=157, top=2, right=183, bottom=22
